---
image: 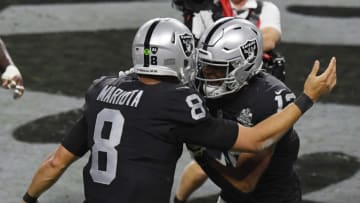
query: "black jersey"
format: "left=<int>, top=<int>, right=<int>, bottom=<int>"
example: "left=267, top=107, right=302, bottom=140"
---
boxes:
left=61, top=75, right=238, bottom=203
left=210, top=72, right=301, bottom=203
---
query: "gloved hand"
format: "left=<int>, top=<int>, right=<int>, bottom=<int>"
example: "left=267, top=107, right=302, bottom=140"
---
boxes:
left=1, top=64, right=25, bottom=99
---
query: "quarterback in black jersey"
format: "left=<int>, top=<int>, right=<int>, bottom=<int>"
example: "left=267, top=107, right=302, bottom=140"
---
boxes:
left=21, top=17, right=336, bottom=203
left=65, top=75, right=238, bottom=203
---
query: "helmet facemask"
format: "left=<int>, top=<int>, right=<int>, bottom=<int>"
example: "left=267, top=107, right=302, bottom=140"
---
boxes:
left=196, top=56, right=260, bottom=98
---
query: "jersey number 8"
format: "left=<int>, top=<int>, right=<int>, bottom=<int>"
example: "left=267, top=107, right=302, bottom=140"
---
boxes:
left=90, top=108, right=124, bottom=185
left=90, top=94, right=204, bottom=185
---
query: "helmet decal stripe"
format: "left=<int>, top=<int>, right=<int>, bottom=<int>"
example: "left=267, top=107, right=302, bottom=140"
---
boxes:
left=203, top=18, right=234, bottom=50
left=144, top=20, right=160, bottom=67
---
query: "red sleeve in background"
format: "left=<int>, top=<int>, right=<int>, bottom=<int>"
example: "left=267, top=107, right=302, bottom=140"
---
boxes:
left=219, top=0, right=234, bottom=17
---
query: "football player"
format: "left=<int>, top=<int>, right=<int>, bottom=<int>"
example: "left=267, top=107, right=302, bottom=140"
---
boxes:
left=21, top=18, right=336, bottom=203
left=176, top=17, right=323, bottom=203
left=0, top=38, right=24, bottom=99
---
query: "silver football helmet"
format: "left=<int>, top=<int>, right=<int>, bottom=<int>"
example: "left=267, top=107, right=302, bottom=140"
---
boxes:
left=196, top=17, right=263, bottom=98
left=132, top=18, right=195, bottom=82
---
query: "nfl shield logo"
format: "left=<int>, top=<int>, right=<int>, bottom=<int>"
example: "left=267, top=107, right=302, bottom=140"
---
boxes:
left=179, top=33, right=194, bottom=57
left=240, top=39, right=258, bottom=63
left=236, top=108, right=253, bottom=126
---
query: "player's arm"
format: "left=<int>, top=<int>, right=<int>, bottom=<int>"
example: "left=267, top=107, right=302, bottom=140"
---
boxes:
left=0, top=38, right=13, bottom=70
left=206, top=149, right=273, bottom=192
left=261, top=27, right=281, bottom=52
left=22, top=116, right=88, bottom=203
left=260, top=1, right=282, bottom=52
left=190, top=148, right=271, bottom=195
left=21, top=145, right=78, bottom=203
left=230, top=148, right=274, bottom=192
left=231, top=57, right=336, bottom=152
left=0, top=38, right=24, bottom=99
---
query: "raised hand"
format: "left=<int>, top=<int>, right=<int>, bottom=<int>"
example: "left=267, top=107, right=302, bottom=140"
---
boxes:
left=303, top=57, right=337, bottom=102
left=1, top=64, right=25, bottom=99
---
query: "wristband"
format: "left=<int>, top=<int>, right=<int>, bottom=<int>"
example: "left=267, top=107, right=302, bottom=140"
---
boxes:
left=22, top=192, right=38, bottom=203
left=294, top=93, right=314, bottom=113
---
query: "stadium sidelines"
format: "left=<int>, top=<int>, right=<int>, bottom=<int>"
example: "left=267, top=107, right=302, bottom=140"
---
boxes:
left=0, top=0, right=360, bottom=45
left=0, top=1, right=359, bottom=203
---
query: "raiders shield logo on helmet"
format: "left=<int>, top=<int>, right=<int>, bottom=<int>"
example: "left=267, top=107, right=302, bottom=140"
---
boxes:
left=179, top=33, right=194, bottom=57
left=240, top=39, right=258, bottom=63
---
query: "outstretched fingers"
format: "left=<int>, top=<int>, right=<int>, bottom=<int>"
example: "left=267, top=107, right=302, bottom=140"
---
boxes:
left=309, top=60, right=320, bottom=78
left=319, top=57, right=336, bottom=80
left=319, top=57, right=337, bottom=94
left=327, top=57, right=337, bottom=90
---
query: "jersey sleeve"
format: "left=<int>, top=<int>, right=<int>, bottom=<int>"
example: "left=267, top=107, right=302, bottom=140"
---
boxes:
left=61, top=116, right=89, bottom=157
left=273, top=88, right=296, bottom=112
left=172, top=117, right=238, bottom=151
left=165, top=85, right=210, bottom=124
left=242, top=74, right=296, bottom=124
left=259, top=2, right=281, bottom=33
left=164, top=85, right=237, bottom=150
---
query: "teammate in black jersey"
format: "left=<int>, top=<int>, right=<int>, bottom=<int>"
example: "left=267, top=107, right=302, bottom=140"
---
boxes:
left=210, top=72, right=302, bottom=203
left=176, top=18, right=320, bottom=203
left=21, top=17, right=336, bottom=203
left=176, top=73, right=300, bottom=203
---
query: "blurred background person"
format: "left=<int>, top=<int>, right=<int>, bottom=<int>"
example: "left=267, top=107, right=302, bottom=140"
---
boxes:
left=0, top=38, right=24, bottom=99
